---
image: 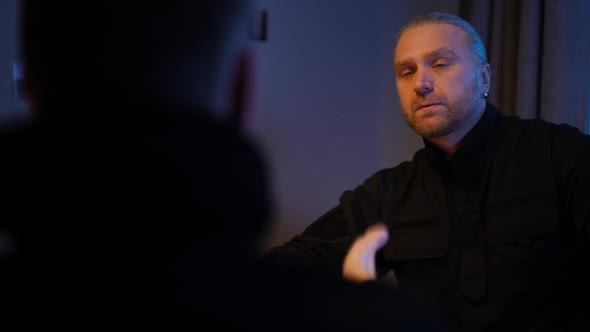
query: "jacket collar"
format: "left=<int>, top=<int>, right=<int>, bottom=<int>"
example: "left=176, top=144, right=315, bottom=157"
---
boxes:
left=424, top=103, right=498, bottom=170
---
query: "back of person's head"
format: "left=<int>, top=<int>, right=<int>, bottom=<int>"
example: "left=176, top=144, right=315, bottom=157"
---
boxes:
left=10, top=0, right=273, bottom=265
left=20, top=0, right=252, bottom=120
left=397, top=12, right=487, bottom=64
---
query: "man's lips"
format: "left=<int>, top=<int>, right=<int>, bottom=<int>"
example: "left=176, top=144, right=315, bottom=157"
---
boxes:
left=415, top=102, right=443, bottom=112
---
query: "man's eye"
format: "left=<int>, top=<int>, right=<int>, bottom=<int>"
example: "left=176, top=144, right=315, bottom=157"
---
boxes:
left=434, top=63, right=448, bottom=68
left=400, top=70, right=414, bottom=77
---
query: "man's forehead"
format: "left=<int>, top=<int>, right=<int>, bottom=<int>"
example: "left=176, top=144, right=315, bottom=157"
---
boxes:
left=394, top=23, right=468, bottom=62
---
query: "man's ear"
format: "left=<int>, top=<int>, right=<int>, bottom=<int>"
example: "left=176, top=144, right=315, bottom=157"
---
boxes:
left=481, top=62, right=491, bottom=95
left=228, top=49, right=255, bottom=129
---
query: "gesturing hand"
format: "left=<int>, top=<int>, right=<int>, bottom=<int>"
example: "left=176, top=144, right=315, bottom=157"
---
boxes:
left=342, top=223, right=389, bottom=283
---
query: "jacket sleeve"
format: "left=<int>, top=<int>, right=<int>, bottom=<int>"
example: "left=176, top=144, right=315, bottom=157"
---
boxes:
left=552, top=124, right=590, bottom=245
left=266, top=170, right=390, bottom=276
left=550, top=123, right=590, bottom=329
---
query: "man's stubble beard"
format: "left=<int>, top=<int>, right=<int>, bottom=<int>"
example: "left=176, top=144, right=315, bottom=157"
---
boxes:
left=404, top=83, right=482, bottom=139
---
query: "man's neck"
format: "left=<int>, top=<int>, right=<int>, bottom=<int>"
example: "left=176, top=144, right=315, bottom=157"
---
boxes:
left=426, top=102, right=486, bottom=156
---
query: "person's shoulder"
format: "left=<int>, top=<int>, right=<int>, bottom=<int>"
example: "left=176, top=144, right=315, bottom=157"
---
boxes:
left=0, top=115, right=40, bottom=177
left=0, top=113, right=37, bottom=144
left=497, top=112, right=590, bottom=148
left=498, top=112, right=586, bottom=135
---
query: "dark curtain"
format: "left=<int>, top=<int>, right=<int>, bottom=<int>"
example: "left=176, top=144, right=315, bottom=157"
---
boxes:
left=460, top=0, right=590, bottom=132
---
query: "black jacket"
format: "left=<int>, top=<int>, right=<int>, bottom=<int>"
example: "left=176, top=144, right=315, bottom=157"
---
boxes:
left=270, top=104, right=590, bottom=331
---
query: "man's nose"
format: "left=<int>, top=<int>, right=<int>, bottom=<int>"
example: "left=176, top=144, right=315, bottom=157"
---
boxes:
left=413, top=69, right=434, bottom=95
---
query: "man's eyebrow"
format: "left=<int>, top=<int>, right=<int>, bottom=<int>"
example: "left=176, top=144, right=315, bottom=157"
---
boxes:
left=424, top=47, right=460, bottom=60
left=394, top=47, right=460, bottom=70
left=394, top=59, right=413, bottom=70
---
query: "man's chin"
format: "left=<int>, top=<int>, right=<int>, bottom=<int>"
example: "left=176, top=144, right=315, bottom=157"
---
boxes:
left=411, top=122, right=452, bottom=138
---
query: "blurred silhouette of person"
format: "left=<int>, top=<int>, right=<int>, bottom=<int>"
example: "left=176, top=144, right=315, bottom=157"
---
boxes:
left=0, top=1, right=448, bottom=331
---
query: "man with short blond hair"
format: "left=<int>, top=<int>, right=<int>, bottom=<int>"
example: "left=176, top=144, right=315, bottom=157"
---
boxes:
left=271, top=12, right=590, bottom=331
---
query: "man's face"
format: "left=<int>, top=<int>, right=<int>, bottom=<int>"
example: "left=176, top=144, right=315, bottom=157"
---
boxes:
left=393, top=23, right=488, bottom=138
